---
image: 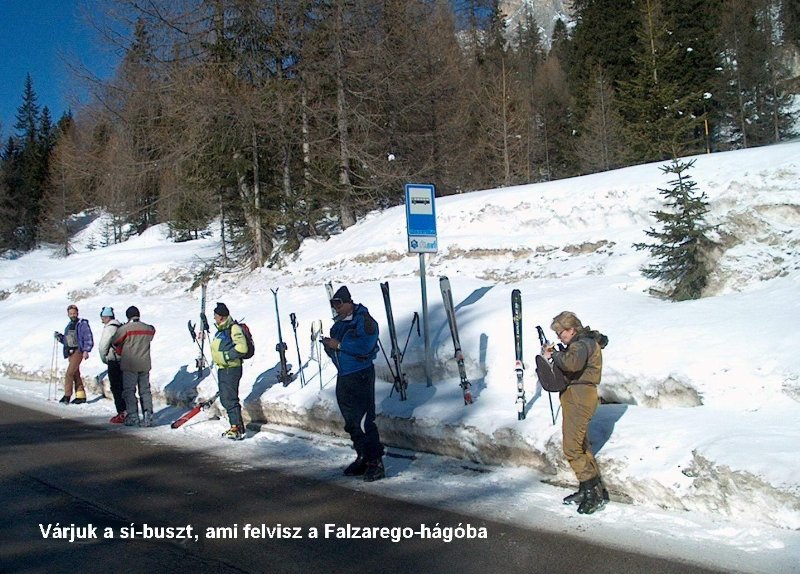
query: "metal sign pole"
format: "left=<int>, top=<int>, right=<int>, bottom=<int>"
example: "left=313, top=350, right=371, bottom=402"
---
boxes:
left=405, top=182, right=437, bottom=389
left=419, top=253, right=432, bottom=387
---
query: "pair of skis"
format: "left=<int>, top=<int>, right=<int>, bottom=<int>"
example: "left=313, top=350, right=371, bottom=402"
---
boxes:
left=187, top=283, right=210, bottom=379
left=378, top=278, right=474, bottom=405
left=271, top=288, right=296, bottom=387
left=379, top=282, right=415, bottom=401
left=440, top=277, right=474, bottom=405
left=174, top=283, right=215, bottom=429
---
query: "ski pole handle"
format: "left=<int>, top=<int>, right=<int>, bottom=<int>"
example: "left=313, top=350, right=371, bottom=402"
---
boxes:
left=536, top=325, right=555, bottom=356
left=536, top=325, right=548, bottom=347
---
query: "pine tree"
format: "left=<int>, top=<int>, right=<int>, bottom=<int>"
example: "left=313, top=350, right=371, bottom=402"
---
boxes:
left=575, top=66, right=626, bottom=173
left=11, top=74, right=48, bottom=250
left=634, top=158, right=716, bottom=301
left=617, top=0, right=705, bottom=162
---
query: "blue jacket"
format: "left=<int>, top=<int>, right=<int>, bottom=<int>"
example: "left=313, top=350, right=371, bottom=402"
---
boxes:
left=59, top=318, right=94, bottom=358
left=326, top=304, right=379, bottom=376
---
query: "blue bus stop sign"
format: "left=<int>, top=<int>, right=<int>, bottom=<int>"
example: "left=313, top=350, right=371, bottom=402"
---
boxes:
left=405, top=183, right=437, bottom=253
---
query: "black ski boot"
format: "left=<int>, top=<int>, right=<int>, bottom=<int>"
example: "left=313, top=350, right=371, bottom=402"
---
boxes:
left=562, top=489, right=584, bottom=505
left=59, top=395, right=70, bottom=404
left=344, top=455, right=367, bottom=476
left=577, top=477, right=606, bottom=515
left=363, top=459, right=386, bottom=482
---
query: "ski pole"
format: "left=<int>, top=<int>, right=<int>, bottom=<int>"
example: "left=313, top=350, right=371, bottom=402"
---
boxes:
left=271, top=288, right=292, bottom=385
left=400, top=312, right=420, bottom=362
left=537, top=326, right=557, bottom=425
left=377, top=338, right=400, bottom=398
left=290, top=313, right=305, bottom=387
left=49, top=337, right=58, bottom=401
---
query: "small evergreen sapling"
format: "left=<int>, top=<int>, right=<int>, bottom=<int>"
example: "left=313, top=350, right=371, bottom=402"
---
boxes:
left=634, top=158, right=716, bottom=301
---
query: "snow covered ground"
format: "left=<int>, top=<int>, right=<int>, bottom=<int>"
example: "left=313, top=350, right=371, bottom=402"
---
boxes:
left=1, top=142, right=799, bottom=573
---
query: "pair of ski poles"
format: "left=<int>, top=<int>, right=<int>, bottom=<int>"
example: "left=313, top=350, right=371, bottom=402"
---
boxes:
left=49, top=337, right=60, bottom=401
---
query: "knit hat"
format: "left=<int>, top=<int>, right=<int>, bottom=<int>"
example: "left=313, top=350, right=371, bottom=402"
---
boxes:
left=214, top=302, right=230, bottom=317
left=330, top=286, right=352, bottom=304
left=100, top=306, right=115, bottom=318
left=126, top=306, right=140, bottom=320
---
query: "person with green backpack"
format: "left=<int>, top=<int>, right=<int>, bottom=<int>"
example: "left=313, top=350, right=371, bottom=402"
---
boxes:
left=210, top=302, right=249, bottom=441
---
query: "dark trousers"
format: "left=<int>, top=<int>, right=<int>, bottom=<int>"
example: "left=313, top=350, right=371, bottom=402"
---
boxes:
left=218, top=366, right=243, bottom=428
left=108, top=360, right=125, bottom=413
left=336, top=365, right=384, bottom=462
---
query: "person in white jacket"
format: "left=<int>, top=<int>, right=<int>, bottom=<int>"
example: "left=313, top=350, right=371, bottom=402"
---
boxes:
left=98, top=306, right=126, bottom=423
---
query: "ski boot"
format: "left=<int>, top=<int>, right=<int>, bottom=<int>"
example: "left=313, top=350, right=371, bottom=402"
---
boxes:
left=71, top=391, right=87, bottom=405
left=363, top=459, right=386, bottom=482
left=562, top=489, right=584, bottom=505
left=109, top=411, right=127, bottom=424
left=344, top=455, right=367, bottom=476
left=124, top=414, right=140, bottom=427
left=222, top=425, right=245, bottom=441
left=59, top=395, right=71, bottom=404
left=577, top=477, right=606, bottom=515
left=142, top=411, right=153, bottom=428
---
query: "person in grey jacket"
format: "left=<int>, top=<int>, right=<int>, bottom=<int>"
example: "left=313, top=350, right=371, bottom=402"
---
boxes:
left=98, top=306, right=126, bottom=423
left=112, top=306, right=156, bottom=427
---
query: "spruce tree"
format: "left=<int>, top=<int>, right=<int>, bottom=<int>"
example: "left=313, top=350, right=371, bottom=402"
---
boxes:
left=12, top=74, right=48, bottom=250
left=634, top=158, right=716, bottom=301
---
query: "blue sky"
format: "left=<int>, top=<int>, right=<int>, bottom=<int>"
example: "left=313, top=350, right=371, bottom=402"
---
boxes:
left=0, top=0, right=119, bottom=139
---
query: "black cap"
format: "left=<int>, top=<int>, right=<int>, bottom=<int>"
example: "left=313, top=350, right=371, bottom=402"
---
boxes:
left=330, top=286, right=352, bottom=304
left=126, top=306, right=140, bottom=320
left=214, top=302, right=230, bottom=317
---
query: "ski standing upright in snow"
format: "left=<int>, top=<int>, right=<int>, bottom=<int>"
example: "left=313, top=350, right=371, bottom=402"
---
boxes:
left=325, top=282, right=338, bottom=321
left=271, top=288, right=294, bottom=386
left=379, top=281, right=409, bottom=400
left=187, top=283, right=210, bottom=380
left=511, top=289, right=526, bottom=420
left=310, top=319, right=324, bottom=389
left=290, top=312, right=306, bottom=387
left=439, top=276, right=473, bottom=405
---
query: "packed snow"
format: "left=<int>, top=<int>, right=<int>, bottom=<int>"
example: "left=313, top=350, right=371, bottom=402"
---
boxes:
left=1, top=142, right=799, bottom=573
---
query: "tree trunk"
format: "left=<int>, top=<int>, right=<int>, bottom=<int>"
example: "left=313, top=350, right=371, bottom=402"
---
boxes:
left=334, top=0, right=356, bottom=230
left=250, top=127, right=264, bottom=267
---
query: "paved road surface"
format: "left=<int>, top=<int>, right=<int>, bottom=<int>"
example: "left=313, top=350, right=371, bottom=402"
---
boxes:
left=0, top=400, right=723, bottom=574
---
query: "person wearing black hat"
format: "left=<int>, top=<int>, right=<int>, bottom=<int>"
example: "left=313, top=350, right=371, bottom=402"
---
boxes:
left=210, top=302, right=248, bottom=440
left=112, top=306, right=156, bottom=427
left=322, top=285, right=385, bottom=481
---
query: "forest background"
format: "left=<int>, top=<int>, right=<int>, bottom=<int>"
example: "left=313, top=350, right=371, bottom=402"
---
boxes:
left=1, top=0, right=799, bottom=270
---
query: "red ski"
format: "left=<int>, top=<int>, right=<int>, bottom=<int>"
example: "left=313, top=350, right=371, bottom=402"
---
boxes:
left=171, top=394, right=218, bottom=429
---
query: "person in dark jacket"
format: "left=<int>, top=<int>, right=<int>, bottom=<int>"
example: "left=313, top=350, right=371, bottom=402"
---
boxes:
left=209, top=302, right=248, bottom=440
left=113, top=306, right=156, bottom=427
left=543, top=310, right=608, bottom=515
left=54, top=304, right=94, bottom=404
left=322, top=286, right=385, bottom=481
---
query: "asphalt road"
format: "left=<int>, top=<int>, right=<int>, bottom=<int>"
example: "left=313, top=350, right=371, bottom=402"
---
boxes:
left=0, top=400, right=723, bottom=574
